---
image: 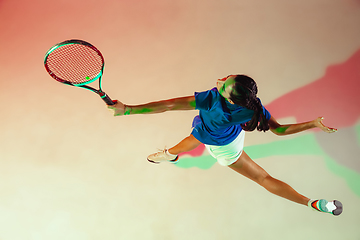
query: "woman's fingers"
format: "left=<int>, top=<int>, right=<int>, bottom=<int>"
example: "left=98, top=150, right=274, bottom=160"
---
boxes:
left=317, top=117, right=337, bottom=133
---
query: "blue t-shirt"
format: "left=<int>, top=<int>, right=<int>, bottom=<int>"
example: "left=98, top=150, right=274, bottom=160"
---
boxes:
left=191, top=88, right=271, bottom=146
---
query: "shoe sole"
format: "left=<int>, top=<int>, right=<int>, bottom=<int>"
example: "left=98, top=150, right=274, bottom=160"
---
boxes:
left=332, top=200, right=343, bottom=216
left=147, top=156, right=179, bottom=164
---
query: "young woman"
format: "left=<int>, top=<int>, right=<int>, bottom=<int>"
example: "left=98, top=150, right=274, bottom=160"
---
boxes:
left=107, top=74, right=343, bottom=216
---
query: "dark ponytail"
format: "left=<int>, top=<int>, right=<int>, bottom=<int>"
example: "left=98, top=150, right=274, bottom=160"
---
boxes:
left=229, top=75, right=269, bottom=132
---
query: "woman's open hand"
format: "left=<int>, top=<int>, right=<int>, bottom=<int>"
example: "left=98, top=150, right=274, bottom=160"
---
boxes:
left=314, top=117, right=337, bottom=133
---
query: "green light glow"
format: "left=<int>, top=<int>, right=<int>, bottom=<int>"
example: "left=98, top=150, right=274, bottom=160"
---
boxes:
left=177, top=132, right=360, bottom=196
left=274, top=126, right=290, bottom=134
left=133, top=108, right=153, bottom=114
left=218, top=77, right=236, bottom=100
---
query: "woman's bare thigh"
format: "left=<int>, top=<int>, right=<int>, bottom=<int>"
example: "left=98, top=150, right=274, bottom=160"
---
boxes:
left=228, top=151, right=269, bottom=184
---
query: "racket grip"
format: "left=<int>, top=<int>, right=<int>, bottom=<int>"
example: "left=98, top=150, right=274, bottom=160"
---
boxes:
left=100, top=92, right=115, bottom=105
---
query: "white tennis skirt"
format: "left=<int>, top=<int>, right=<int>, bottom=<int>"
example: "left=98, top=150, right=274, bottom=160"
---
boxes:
left=205, top=130, right=245, bottom=166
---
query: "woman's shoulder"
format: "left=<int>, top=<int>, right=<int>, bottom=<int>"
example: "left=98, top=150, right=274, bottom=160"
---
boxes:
left=194, top=87, right=221, bottom=110
left=196, top=87, right=220, bottom=98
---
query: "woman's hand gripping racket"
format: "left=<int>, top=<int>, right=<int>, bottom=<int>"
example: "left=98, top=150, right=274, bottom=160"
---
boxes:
left=44, top=39, right=114, bottom=105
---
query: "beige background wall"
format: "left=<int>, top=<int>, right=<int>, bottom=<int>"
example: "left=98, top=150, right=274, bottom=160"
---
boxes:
left=0, top=0, right=359, bottom=239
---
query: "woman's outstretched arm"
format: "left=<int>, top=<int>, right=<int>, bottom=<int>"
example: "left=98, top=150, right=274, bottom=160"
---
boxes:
left=107, top=96, right=196, bottom=116
left=268, top=116, right=337, bottom=136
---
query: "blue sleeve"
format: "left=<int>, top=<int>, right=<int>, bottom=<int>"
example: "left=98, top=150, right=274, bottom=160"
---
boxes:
left=263, top=106, right=271, bottom=120
left=194, top=90, right=215, bottom=111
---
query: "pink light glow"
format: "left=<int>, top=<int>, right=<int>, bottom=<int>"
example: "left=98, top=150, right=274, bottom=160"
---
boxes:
left=266, top=49, right=360, bottom=129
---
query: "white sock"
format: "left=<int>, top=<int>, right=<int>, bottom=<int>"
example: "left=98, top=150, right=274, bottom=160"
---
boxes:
left=166, top=149, right=178, bottom=157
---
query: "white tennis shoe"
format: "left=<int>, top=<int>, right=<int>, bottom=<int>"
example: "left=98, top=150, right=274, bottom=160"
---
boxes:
left=147, top=149, right=179, bottom=164
left=308, top=199, right=343, bottom=216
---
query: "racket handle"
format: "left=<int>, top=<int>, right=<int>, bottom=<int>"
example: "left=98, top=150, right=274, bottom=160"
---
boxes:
left=99, top=92, right=115, bottom=105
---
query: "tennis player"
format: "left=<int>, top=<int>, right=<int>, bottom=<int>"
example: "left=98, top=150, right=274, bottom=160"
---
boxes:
left=108, top=74, right=342, bottom=216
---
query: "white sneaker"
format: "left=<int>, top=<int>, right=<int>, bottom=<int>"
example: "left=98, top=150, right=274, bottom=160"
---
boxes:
left=308, top=199, right=343, bottom=216
left=147, top=149, right=179, bottom=164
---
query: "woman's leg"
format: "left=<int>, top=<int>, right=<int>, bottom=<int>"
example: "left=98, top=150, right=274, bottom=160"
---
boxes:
left=168, top=134, right=201, bottom=155
left=229, top=151, right=309, bottom=206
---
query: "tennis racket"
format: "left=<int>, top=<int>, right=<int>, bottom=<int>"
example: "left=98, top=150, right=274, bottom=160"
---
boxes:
left=44, top=39, right=114, bottom=105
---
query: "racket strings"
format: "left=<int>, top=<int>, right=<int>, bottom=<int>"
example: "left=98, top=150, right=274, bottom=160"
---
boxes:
left=46, top=44, right=103, bottom=85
